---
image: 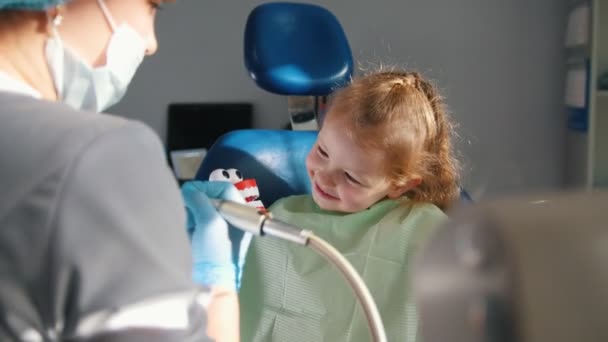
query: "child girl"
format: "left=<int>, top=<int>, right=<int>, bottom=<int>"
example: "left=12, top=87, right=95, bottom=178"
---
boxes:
left=239, top=70, right=460, bottom=342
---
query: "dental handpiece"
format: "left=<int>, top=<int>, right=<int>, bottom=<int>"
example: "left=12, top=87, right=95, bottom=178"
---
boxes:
left=209, top=199, right=310, bottom=245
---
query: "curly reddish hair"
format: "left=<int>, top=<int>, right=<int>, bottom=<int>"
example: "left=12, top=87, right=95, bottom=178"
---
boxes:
left=327, top=70, right=460, bottom=210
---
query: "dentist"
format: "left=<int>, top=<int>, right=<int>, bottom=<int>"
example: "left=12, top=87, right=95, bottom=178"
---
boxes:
left=0, top=1, right=246, bottom=341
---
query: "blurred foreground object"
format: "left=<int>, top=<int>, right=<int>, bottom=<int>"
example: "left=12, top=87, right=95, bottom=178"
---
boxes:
left=413, top=191, right=608, bottom=342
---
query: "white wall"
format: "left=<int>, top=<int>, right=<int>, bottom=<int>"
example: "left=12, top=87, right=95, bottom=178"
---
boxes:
left=111, top=0, right=568, bottom=199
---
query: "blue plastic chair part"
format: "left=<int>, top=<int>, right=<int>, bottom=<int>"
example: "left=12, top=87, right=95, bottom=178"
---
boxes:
left=196, top=129, right=318, bottom=206
left=244, top=2, right=354, bottom=95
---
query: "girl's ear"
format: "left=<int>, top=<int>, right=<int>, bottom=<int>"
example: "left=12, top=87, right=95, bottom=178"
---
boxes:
left=387, top=177, right=422, bottom=199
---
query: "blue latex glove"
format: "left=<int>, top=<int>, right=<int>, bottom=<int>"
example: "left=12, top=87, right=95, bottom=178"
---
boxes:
left=181, top=180, right=252, bottom=291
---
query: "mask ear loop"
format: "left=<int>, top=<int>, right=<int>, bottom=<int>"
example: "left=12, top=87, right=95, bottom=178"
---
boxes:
left=52, top=14, right=63, bottom=27
left=45, top=6, right=65, bottom=101
left=46, top=6, right=64, bottom=35
left=96, top=0, right=117, bottom=31
left=96, top=0, right=153, bottom=56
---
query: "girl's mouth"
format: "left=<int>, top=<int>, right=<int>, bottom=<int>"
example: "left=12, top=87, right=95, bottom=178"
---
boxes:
left=315, top=182, right=339, bottom=200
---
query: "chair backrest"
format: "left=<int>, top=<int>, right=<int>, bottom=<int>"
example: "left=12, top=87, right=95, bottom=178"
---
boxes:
left=244, top=2, right=353, bottom=96
left=196, top=129, right=317, bottom=206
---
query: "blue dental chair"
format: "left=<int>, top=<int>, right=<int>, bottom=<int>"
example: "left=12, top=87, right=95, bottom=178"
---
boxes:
left=196, top=2, right=353, bottom=205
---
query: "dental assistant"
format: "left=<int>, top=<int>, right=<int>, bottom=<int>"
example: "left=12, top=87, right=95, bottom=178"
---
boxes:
left=0, top=1, right=245, bottom=341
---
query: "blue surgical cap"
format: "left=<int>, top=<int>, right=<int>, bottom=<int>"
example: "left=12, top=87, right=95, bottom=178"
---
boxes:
left=0, top=0, right=67, bottom=10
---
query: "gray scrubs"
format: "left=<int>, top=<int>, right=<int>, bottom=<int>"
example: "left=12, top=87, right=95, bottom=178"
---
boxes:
left=0, top=92, right=211, bottom=341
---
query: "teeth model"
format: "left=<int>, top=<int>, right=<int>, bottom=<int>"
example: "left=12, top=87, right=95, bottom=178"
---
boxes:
left=209, top=168, right=266, bottom=211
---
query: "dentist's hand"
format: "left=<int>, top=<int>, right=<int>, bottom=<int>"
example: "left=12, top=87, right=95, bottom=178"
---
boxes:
left=181, top=180, right=252, bottom=291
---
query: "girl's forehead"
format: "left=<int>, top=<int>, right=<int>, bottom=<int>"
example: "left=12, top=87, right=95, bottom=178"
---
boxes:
left=319, top=121, right=387, bottom=173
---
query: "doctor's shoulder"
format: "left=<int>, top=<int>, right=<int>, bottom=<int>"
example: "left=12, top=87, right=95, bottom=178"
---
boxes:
left=49, top=100, right=167, bottom=166
left=8, top=94, right=169, bottom=184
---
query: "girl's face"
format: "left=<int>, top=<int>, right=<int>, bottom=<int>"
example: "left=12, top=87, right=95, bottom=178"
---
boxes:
left=305, top=114, right=409, bottom=213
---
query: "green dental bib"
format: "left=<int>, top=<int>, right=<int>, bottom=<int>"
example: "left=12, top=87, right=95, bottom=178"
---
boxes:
left=240, top=195, right=446, bottom=342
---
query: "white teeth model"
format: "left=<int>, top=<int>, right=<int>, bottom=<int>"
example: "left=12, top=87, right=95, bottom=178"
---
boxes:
left=208, top=168, right=265, bottom=209
left=247, top=200, right=264, bottom=209
left=238, top=186, right=260, bottom=201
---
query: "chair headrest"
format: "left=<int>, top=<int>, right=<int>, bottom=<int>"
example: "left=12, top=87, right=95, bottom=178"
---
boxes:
left=244, top=2, right=353, bottom=96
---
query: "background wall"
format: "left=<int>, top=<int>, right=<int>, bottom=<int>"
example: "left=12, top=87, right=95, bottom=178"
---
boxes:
left=111, top=0, right=568, bottom=199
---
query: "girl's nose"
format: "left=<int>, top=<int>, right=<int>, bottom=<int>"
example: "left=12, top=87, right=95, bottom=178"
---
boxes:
left=317, top=169, right=337, bottom=187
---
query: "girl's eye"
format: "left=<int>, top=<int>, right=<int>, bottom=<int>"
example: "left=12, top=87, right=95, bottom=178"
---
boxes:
left=345, top=172, right=362, bottom=185
left=318, top=146, right=328, bottom=158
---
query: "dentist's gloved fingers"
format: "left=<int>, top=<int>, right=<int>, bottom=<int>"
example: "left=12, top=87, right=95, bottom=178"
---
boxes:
left=182, top=181, right=223, bottom=237
left=230, top=228, right=253, bottom=289
left=187, top=180, right=246, bottom=204
left=182, top=181, right=219, bottom=236
left=194, top=180, right=254, bottom=289
left=181, top=181, right=236, bottom=289
left=190, top=214, right=235, bottom=289
left=182, top=180, right=253, bottom=291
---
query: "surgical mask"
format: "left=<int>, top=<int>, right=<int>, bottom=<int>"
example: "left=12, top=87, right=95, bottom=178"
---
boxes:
left=45, top=0, right=146, bottom=112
